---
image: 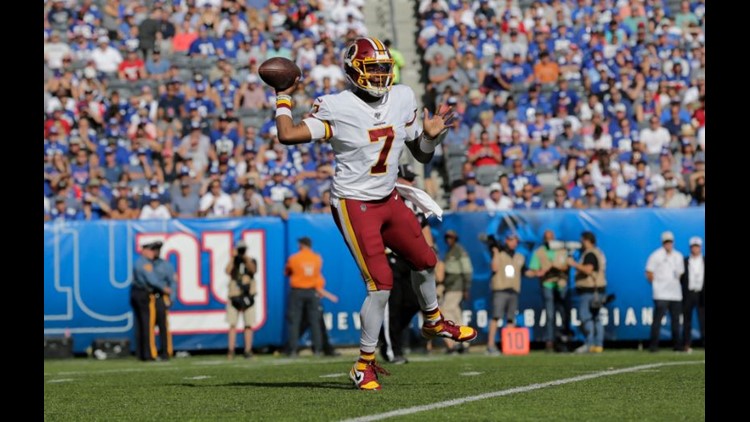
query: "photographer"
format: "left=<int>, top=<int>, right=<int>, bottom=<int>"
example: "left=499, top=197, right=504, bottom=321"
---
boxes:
left=486, top=233, right=528, bottom=356
left=528, top=230, right=570, bottom=352
left=225, top=240, right=257, bottom=359
left=568, top=231, right=607, bottom=354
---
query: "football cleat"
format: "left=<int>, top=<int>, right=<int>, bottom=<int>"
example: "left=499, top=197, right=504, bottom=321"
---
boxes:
left=422, top=319, right=478, bottom=343
left=349, top=360, right=390, bottom=391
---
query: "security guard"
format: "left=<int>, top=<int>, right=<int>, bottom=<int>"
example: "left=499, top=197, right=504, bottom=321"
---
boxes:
left=131, top=240, right=172, bottom=361
left=152, top=242, right=176, bottom=360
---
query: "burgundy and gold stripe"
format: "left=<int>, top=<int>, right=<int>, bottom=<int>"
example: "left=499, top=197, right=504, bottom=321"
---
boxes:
left=322, top=120, right=332, bottom=140
left=276, top=98, right=292, bottom=110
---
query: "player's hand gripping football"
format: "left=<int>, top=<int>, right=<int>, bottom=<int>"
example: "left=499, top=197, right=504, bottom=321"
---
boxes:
left=423, top=104, right=458, bottom=140
left=276, top=76, right=300, bottom=96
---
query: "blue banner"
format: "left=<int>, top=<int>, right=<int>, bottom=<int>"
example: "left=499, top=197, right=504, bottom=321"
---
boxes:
left=429, top=208, right=706, bottom=343
left=44, top=218, right=286, bottom=353
left=44, top=208, right=704, bottom=353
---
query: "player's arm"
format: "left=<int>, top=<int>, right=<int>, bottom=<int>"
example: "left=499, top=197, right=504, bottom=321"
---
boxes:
left=274, top=78, right=313, bottom=145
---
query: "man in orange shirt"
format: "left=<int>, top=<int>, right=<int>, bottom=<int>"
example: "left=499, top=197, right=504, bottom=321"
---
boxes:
left=533, top=52, right=560, bottom=85
left=284, top=236, right=325, bottom=356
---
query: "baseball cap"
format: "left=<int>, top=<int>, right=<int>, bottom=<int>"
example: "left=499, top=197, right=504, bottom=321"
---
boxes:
left=246, top=74, right=259, bottom=84
left=689, top=236, right=703, bottom=247
left=148, top=192, right=161, bottom=201
left=237, top=240, right=248, bottom=249
left=397, top=164, right=417, bottom=181
left=190, top=120, right=201, bottom=130
left=489, top=182, right=502, bottom=193
left=466, top=184, right=476, bottom=193
left=444, top=230, right=459, bottom=239
left=466, top=172, right=477, bottom=180
left=661, top=231, right=674, bottom=243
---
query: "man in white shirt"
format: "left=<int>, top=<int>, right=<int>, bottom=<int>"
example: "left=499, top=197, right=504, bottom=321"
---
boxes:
left=139, top=193, right=172, bottom=220
left=199, top=180, right=234, bottom=217
left=645, top=231, right=685, bottom=352
left=485, top=183, right=514, bottom=212
left=639, top=116, right=671, bottom=158
left=680, top=236, right=705, bottom=352
left=90, top=37, right=123, bottom=75
left=309, top=54, right=345, bottom=90
left=44, top=31, right=72, bottom=70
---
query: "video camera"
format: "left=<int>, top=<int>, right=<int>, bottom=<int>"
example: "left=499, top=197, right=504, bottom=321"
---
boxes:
left=547, top=240, right=582, bottom=257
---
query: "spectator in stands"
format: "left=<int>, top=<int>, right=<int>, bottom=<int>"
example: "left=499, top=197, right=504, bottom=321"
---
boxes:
left=189, top=25, right=217, bottom=58
left=118, top=49, right=147, bottom=81
left=234, top=181, right=267, bottom=217
left=171, top=179, right=201, bottom=218
left=139, top=192, right=171, bottom=220
left=90, top=36, right=123, bottom=76
left=533, top=51, right=560, bottom=86
left=310, top=53, right=345, bottom=91
left=547, top=186, right=573, bottom=209
left=485, top=182, right=514, bottom=212
left=450, top=172, right=488, bottom=210
left=514, top=184, right=543, bottom=210
left=44, top=31, right=71, bottom=70
left=199, top=180, right=234, bottom=217
left=509, top=159, right=542, bottom=197
left=424, top=32, right=456, bottom=66
left=270, top=190, right=304, bottom=220
left=640, top=116, right=671, bottom=160
left=531, top=135, right=562, bottom=171
left=146, top=49, right=171, bottom=82
left=468, top=131, right=502, bottom=168
left=457, top=185, right=487, bottom=212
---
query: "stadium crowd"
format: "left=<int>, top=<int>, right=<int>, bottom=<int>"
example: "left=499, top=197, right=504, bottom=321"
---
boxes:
left=44, top=0, right=706, bottom=222
left=418, top=0, right=705, bottom=211
left=44, top=0, right=368, bottom=221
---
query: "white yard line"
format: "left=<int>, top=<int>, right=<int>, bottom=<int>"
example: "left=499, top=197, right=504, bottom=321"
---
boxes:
left=341, top=360, right=705, bottom=422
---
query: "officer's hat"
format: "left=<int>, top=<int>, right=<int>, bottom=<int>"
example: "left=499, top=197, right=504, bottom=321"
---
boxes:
left=143, top=240, right=164, bottom=250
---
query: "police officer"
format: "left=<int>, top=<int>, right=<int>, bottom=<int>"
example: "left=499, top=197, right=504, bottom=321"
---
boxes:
left=568, top=232, right=607, bottom=354
left=131, top=240, right=172, bottom=361
left=152, top=242, right=176, bottom=360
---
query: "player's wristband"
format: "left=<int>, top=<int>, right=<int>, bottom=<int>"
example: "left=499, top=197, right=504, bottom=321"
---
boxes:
left=419, top=132, right=436, bottom=153
left=275, top=94, right=293, bottom=118
left=275, top=107, right=292, bottom=118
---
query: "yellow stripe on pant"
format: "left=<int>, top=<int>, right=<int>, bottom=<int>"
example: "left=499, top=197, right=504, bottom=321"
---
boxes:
left=340, top=200, right=377, bottom=291
left=148, top=294, right=158, bottom=360
left=165, top=309, right=173, bottom=357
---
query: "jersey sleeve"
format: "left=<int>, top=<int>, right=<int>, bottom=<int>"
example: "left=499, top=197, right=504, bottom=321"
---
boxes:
left=403, top=86, right=422, bottom=141
left=303, top=96, right=334, bottom=141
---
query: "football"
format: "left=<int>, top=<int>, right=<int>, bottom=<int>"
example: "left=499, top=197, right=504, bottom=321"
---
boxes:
left=258, top=57, right=301, bottom=91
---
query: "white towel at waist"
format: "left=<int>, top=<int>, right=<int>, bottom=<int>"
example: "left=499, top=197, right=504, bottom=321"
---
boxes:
left=395, top=182, right=443, bottom=221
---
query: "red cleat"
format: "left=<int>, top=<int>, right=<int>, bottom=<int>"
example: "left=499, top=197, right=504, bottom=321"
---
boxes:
left=349, top=360, right=390, bottom=391
left=422, top=319, right=478, bottom=343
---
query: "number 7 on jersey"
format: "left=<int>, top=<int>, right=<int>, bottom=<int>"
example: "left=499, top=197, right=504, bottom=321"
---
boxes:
left=368, top=126, right=395, bottom=175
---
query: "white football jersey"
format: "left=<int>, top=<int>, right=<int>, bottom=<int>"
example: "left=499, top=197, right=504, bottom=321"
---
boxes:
left=303, top=84, right=422, bottom=201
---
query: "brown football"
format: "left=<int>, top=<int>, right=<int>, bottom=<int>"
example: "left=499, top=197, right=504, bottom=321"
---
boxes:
left=258, top=57, right=301, bottom=91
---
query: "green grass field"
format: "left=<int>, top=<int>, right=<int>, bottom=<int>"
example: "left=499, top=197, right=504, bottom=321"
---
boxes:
left=44, top=349, right=704, bottom=421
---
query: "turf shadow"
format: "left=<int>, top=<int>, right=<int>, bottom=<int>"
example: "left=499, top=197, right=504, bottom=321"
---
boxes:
left=178, top=381, right=353, bottom=390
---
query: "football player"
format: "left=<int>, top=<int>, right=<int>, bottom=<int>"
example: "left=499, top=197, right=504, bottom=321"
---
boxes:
left=274, top=37, right=477, bottom=390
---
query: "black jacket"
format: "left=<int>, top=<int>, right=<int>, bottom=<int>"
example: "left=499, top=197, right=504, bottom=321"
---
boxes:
left=680, top=255, right=705, bottom=306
